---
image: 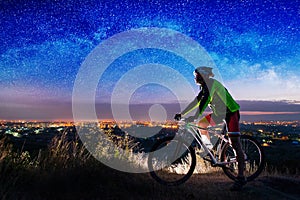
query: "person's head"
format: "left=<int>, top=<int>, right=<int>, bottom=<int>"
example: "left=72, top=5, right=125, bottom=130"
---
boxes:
left=194, top=66, right=214, bottom=85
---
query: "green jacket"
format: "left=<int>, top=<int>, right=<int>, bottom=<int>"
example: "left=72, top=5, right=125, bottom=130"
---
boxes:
left=182, top=78, right=240, bottom=117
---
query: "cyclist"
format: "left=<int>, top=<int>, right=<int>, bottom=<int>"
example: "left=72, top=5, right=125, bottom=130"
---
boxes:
left=174, top=66, right=246, bottom=191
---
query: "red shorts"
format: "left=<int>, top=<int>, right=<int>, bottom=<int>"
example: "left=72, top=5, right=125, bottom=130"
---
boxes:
left=205, top=111, right=240, bottom=133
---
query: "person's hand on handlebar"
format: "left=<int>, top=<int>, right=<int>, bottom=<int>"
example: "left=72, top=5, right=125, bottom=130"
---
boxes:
left=174, top=113, right=182, bottom=121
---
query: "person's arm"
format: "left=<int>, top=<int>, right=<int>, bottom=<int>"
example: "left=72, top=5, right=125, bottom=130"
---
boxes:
left=174, top=85, right=210, bottom=121
left=181, top=97, right=200, bottom=116
left=174, top=92, right=201, bottom=121
left=181, top=88, right=209, bottom=118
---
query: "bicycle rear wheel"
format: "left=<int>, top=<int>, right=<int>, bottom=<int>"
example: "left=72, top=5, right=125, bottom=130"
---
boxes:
left=221, top=135, right=265, bottom=181
left=148, top=136, right=196, bottom=186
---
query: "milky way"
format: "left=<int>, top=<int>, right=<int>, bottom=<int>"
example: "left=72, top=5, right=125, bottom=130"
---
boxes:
left=0, top=0, right=299, bottom=120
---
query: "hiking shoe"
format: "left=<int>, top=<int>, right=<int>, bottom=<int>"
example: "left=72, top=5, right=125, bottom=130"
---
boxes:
left=230, top=176, right=247, bottom=191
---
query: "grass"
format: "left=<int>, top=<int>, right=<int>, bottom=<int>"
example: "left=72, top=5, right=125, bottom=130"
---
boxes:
left=263, top=145, right=300, bottom=175
left=0, top=132, right=299, bottom=200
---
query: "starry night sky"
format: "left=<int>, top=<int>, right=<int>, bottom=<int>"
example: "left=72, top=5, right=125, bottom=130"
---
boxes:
left=1, top=0, right=299, bottom=120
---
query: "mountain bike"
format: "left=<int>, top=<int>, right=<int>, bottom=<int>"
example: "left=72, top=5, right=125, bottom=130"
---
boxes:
left=148, top=119, right=265, bottom=186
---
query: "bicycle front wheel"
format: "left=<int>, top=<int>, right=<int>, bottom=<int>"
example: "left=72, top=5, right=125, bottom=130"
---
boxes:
left=221, top=135, right=265, bottom=181
left=148, top=136, right=196, bottom=186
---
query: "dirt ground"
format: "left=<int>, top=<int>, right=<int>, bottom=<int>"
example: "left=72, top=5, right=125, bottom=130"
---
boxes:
left=4, top=170, right=299, bottom=200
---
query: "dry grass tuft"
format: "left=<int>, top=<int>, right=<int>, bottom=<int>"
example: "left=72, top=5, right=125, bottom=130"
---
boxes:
left=0, top=132, right=299, bottom=200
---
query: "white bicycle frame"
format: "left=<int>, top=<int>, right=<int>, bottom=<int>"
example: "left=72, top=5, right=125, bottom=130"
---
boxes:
left=178, top=119, right=238, bottom=166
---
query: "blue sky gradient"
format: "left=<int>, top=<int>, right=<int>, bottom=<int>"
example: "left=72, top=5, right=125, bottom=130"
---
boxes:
left=0, top=0, right=299, bottom=120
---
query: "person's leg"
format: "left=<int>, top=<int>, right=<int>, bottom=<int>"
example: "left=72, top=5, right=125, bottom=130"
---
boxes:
left=197, top=115, right=210, bottom=137
left=198, top=114, right=215, bottom=149
left=226, top=111, right=246, bottom=190
left=229, top=135, right=245, bottom=177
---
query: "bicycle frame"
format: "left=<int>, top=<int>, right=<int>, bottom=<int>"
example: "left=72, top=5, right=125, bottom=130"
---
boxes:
left=180, top=119, right=237, bottom=167
left=149, top=119, right=265, bottom=185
